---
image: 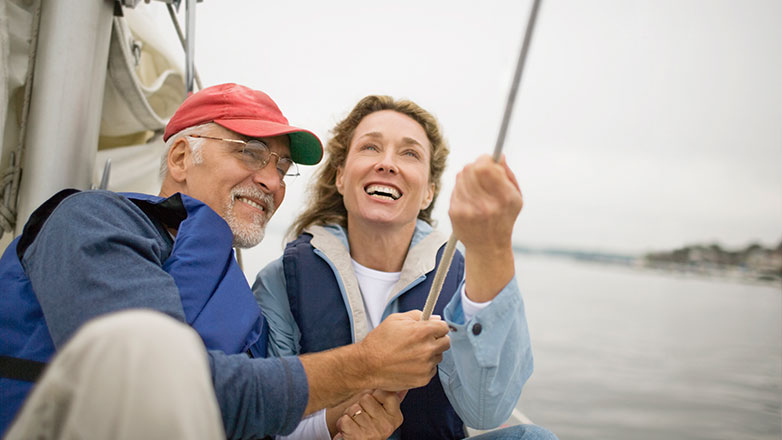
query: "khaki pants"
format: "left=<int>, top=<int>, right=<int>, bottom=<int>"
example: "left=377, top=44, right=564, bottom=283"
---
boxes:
left=5, top=310, right=225, bottom=440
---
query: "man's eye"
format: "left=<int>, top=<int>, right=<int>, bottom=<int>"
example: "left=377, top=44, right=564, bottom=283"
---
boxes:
left=277, top=159, right=293, bottom=176
left=242, top=148, right=265, bottom=162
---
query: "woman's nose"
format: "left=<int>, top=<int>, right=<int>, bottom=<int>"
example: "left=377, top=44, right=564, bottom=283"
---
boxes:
left=374, top=151, right=398, bottom=174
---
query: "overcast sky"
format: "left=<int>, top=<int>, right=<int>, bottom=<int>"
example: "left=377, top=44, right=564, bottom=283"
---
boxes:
left=177, top=0, right=780, bottom=259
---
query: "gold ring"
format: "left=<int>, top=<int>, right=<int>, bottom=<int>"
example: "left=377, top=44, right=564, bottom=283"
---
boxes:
left=351, top=409, right=363, bottom=418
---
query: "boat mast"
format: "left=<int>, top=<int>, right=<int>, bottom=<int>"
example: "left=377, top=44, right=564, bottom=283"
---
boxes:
left=185, top=0, right=196, bottom=94
left=14, top=0, right=114, bottom=235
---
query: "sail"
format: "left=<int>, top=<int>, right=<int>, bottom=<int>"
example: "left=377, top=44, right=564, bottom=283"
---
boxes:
left=1, top=1, right=187, bottom=243
left=96, top=5, right=187, bottom=195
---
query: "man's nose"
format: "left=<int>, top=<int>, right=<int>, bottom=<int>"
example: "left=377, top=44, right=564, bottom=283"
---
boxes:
left=252, top=161, right=283, bottom=193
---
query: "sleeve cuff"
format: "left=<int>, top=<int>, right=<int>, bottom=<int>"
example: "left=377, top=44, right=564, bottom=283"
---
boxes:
left=443, top=276, right=523, bottom=367
left=460, top=284, right=492, bottom=321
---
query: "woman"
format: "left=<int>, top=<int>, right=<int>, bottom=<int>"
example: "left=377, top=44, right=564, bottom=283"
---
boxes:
left=254, top=96, right=555, bottom=440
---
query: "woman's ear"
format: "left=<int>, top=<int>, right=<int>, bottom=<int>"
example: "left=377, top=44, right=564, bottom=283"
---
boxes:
left=421, top=182, right=435, bottom=210
left=335, top=166, right=345, bottom=195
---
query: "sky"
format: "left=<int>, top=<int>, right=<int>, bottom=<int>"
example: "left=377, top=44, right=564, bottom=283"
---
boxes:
left=166, top=0, right=780, bottom=260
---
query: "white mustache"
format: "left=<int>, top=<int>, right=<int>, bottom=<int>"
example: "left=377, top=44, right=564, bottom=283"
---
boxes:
left=231, top=186, right=276, bottom=216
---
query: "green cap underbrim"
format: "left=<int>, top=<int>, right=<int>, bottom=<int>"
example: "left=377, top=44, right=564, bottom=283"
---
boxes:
left=289, top=132, right=324, bottom=165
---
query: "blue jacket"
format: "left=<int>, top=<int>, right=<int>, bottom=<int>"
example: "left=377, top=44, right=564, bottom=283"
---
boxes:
left=284, top=231, right=466, bottom=439
left=254, top=221, right=534, bottom=438
left=0, top=190, right=267, bottom=435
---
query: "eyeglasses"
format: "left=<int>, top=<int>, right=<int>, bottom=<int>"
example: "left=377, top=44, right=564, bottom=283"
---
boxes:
left=188, top=134, right=299, bottom=185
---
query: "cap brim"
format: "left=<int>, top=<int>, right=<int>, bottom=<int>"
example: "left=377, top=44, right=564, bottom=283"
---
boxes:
left=215, top=119, right=323, bottom=165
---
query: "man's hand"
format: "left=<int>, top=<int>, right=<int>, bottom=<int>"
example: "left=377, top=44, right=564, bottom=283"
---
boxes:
left=449, top=154, right=522, bottom=302
left=300, top=310, right=448, bottom=415
left=357, top=310, right=450, bottom=391
left=333, top=390, right=407, bottom=440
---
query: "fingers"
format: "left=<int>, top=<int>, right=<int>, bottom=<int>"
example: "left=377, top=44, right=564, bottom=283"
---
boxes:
left=462, top=155, right=509, bottom=191
left=498, top=155, right=522, bottom=193
left=357, top=394, right=384, bottom=421
left=372, top=389, right=403, bottom=415
left=432, top=334, right=450, bottom=360
left=335, top=413, right=356, bottom=437
left=448, top=154, right=523, bottom=250
left=336, top=392, right=401, bottom=440
left=397, top=309, right=422, bottom=320
left=429, top=320, right=450, bottom=339
left=385, top=311, right=449, bottom=338
left=335, top=406, right=364, bottom=434
left=462, top=154, right=521, bottom=205
left=360, top=310, right=450, bottom=391
left=347, top=404, right=365, bottom=420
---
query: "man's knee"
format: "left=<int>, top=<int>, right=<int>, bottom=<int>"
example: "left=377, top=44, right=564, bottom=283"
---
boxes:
left=75, top=309, right=193, bottom=346
left=59, top=309, right=208, bottom=379
left=7, top=311, right=223, bottom=440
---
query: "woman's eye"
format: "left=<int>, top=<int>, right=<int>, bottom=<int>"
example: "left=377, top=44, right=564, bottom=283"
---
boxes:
left=361, top=144, right=379, bottom=152
left=403, top=150, right=420, bottom=159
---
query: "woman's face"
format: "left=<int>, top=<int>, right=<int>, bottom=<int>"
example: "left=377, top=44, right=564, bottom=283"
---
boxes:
left=336, top=110, right=434, bottom=231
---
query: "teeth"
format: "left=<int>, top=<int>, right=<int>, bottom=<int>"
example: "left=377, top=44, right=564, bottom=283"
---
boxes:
left=365, top=184, right=401, bottom=200
left=238, top=196, right=264, bottom=211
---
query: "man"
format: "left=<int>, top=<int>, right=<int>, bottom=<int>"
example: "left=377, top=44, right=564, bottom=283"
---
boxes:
left=0, top=83, right=450, bottom=439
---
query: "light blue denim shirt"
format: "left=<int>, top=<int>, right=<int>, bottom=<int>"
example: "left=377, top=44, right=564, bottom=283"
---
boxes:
left=253, top=220, right=533, bottom=433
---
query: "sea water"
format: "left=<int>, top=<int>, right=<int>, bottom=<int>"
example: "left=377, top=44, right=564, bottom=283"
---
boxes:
left=515, top=255, right=782, bottom=440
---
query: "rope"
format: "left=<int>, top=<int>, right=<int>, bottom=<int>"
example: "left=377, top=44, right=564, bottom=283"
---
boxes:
left=1, top=0, right=42, bottom=236
left=421, top=0, right=543, bottom=320
left=166, top=3, right=203, bottom=91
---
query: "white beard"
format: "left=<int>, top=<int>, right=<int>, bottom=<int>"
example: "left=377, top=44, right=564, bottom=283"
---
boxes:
left=224, top=184, right=276, bottom=248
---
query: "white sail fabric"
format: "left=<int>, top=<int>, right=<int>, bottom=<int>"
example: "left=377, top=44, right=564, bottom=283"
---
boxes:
left=94, top=140, right=167, bottom=195
left=0, top=0, right=34, bottom=181
left=100, top=6, right=185, bottom=149
left=95, top=5, right=188, bottom=194
left=1, top=1, right=187, bottom=242
left=0, top=0, right=36, bottom=243
left=93, top=3, right=185, bottom=194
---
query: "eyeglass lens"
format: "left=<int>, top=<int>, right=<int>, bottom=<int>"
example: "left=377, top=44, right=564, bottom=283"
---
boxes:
left=242, top=140, right=298, bottom=184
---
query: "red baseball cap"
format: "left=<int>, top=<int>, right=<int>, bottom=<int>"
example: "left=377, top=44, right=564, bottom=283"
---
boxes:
left=164, top=83, right=323, bottom=165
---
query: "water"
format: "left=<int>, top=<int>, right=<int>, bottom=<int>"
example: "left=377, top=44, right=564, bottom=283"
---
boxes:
left=514, top=255, right=782, bottom=440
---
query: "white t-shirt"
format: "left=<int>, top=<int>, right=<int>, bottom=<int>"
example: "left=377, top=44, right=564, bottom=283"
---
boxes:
left=351, top=259, right=401, bottom=329
left=351, top=258, right=491, bottom=329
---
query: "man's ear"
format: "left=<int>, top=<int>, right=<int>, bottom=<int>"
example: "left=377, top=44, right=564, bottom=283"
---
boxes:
left=167, top=138, right=189, bottom=183
left=335, top=166, right=345, bottom=195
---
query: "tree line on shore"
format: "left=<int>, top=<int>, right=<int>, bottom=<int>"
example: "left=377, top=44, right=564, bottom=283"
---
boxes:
left=643, top=240, right=782, bottom=279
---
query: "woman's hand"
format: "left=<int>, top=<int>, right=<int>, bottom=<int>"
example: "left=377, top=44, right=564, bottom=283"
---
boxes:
left=449, top=154, right=522, bottom=302
left=333, top=390, right=407, bottom=440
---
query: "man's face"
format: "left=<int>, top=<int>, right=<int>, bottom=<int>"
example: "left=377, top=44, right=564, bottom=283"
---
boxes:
left=182, top=125, right=289, bottom=248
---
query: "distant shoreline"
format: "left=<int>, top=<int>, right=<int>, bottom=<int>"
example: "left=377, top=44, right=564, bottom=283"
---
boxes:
left=513, top=244, right=782, bottom=288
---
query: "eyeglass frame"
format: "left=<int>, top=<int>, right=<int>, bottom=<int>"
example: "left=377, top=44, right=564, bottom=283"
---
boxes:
left=187, top=134, right=300, bottom=185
